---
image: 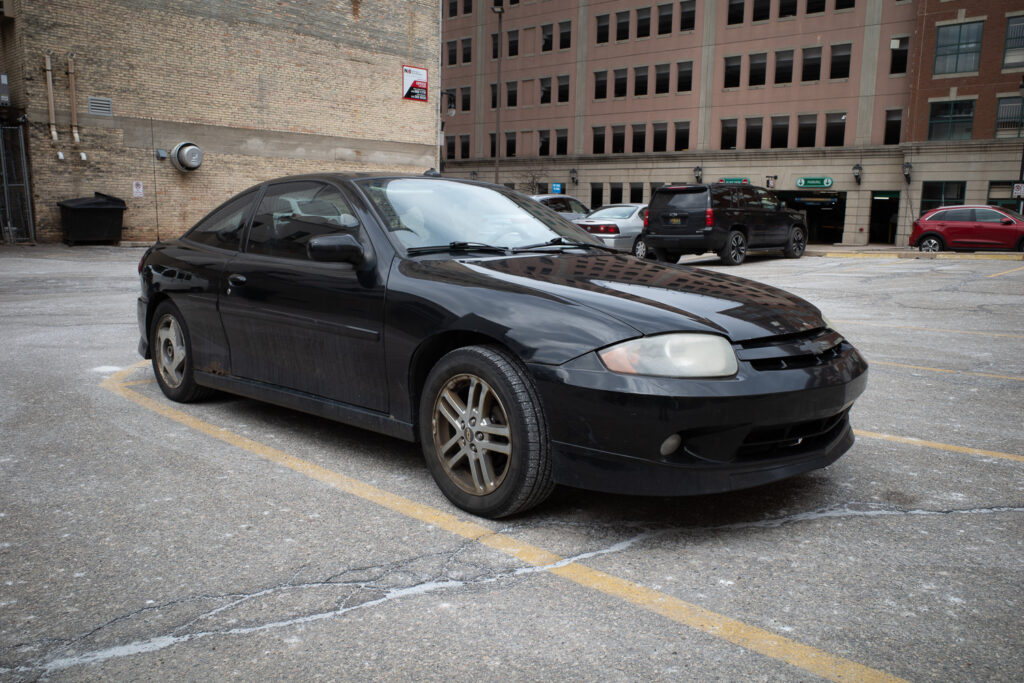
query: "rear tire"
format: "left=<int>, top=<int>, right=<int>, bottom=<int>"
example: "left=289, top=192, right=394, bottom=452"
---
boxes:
left=633, top=237, right=650, bottom=259
left=718, top=230, right=747, bottom=265
left=420, top=345, right=554, bottom=518
left=150, top=300, right=214, bottom=403
left=783, top=226, right=806, bottom=259
left=918, top=235, right=944, bottom=252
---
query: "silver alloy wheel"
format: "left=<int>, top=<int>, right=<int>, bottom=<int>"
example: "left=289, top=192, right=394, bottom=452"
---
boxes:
left=432, top=373, right=512, bottom=496
left=155, top=313, right=187, bottom=389
left=919, top=237, right=941, bottom=252
left=791, top=227, right=806, bottom=256
left=634, top=238, right=647, bottom=259
left=728, top=232, right=746, bottom=261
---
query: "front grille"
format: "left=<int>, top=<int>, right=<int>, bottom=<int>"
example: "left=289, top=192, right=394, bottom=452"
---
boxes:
left=737, top=328, right=846, bottom=372
left=735, top=410, right=850, bottom=462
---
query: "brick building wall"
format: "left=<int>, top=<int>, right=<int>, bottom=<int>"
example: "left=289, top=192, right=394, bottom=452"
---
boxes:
left=0, top=0, right=440, bottom=243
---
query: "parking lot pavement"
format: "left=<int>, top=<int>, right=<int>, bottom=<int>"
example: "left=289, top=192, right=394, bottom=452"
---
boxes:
left=1, top=245, right=1021, bottom=681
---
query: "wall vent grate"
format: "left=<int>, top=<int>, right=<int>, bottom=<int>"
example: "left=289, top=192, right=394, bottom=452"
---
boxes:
left=87, top=96, right=113, bottom=116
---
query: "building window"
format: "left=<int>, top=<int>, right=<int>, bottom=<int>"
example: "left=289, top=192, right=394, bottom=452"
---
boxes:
left=807, top=0, right=825, bottom=14
left=559, top=21, right=572, bottom=49
left=632, top=124, right=646, bottom=152
left=677, top=61, right=693, bottom=91
left=836, top=0, right=854, bottom=9
left=890, top=36, right=909, bottom=75
left=446, top=135, right=455, bottom=160
left=448, top=0, right=457, bottom=19
left=824, top=113, right=845, bottom=146
left=928, top=100, right=974, bottom=140
left=461, top=86, right=471, bottom=111
left=637, top=7, right=651, bottom=38
left=728, top=0, right=744, bottom=25
left=655, top=63, right=671, bottom=93
left=658, top=3, right=673, bottom=34
left=1005, top=17, right=1024, bottom=68
left=752, top=0, right=770, bottom=21
left=674, top=121, right=690, bottom=150
left=612, top=125, right=626, bottom=153
left=635, top=66, right=649, bottom=96
left=830, top=43, right=851, bottom=79
left=491, top=33, right=498, bottom=59
left=447, top=41, right=458, bottom=66
left=614, top=69, right=628, bottom=97
left=558, top=75, right=570, bottom=102
left=508, top=30, right=519, bottom=57
left=539, top=78, right=551, bottom=104
left=987, top=181, right=1018, bottom=210
left=591, top=183, right=604, bottom=208
left=505, top=132, right=516, bottom=158
left=617, top=11, right=630, bottom=41
left=724, top=56, right=741, bottom=88
left=775, top=50, right=793, bottom=84
left=797, top=114, right=816, bottom=147
left=653, top=122, right=668, bottom=151
left=464, top=0, right=472, bottom=13
left=749, top=53, right=767, bottom=86
left=489, top=133, right=495, bottom=158
left=593, top=126, right=606, bottom=154
left=779, top=0, right=797, bottom=18
left=610, top=183, right=624, bottom=204
left=490, top=83, right=497, bottom=108
left=935, top=22, right=983, bottom=75
left=541, top=24, right=553, bottom=52
left=884, top=109, right=902, bottom=145
left=721, top=119, right=738, bottom=149
left=745, top=117, right=762, bottom=149
left=460, top=135, right=470, bottom=159
left=539, top=130, right=551, bottom=156
left=771, top=115, right=789, bottom=148
left=595, top=71, right=608, bottom=99
left=596, top=14, right=609, bottom=44
left=506, top=81, right=517, bottom=108
left=679, top=0, right=695, bottom=31
left=996, top=97, right=1023, bottom=138
left=921, top=181, right=965, bottom=213
left=802, top=47, right=822, bottom=81
left=630, top=183, right=645, bottom=203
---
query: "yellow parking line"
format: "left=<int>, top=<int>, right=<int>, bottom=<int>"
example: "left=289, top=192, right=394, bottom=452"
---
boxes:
left=854, top=430, right=1024, bottom=463
left=101, top=363, right=905, bottom=683
left=987, top=264, right=1024, bottom=278
left=833, top=320, right=1024, bottom=339
left=871, top=360, right=1024, bottom=382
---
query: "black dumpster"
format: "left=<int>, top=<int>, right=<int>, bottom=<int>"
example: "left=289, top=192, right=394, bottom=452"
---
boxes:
left=57, top=193, right=127, bottom=245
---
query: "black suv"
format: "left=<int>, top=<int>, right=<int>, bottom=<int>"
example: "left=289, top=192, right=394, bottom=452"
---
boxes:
left=636, top=183, right=807, bottom=265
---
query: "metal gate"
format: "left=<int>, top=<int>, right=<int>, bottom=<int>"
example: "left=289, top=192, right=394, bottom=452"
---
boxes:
left=0, top=125, right=34, bottom=243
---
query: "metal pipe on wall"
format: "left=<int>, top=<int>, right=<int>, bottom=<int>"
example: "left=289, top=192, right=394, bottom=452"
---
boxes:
left=43, top=51, right=58, bottom=141
left=67, top=53, right=80, bottom=143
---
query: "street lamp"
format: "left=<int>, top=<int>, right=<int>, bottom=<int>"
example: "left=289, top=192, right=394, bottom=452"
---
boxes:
left=693, top=166, right=703, bottom=183
left=493, top=1, right=504, bottom=184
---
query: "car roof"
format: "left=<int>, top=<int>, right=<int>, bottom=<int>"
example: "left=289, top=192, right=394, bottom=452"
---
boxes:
left=531, top=194, right=584, bottom=200
left=926, top=205, right=1007, bottom=211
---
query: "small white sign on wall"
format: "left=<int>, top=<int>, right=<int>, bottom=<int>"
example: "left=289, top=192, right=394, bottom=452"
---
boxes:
left=132, top=181, right=144, bottom=198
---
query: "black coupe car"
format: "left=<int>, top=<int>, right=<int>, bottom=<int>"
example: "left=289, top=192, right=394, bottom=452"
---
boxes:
left=137, top=174, right=867, bottom=518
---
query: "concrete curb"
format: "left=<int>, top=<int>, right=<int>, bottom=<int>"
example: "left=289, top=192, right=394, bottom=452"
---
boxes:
left=806, top=249, right=1024, bottom=261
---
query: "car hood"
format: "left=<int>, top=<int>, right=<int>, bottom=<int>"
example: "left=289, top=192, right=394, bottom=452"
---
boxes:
left=458, top=253, right=823, bottom=342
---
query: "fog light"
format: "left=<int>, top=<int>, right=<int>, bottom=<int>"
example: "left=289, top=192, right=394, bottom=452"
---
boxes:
left=660, top=433, right=682, bottom=457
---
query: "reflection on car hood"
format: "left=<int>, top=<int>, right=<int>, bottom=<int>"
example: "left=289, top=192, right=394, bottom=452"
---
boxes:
left=460, top=253, right=823, bottom=341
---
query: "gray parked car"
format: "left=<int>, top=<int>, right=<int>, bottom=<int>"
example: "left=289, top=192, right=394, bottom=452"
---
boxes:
left=572, top=203, right=648, bottom=252
left=531, top=194, right=590, bottom=221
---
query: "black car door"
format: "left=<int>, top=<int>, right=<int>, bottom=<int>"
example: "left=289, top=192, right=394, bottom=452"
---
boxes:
left=218, top=179, right=388, bottom=412
left=753, top=187, right=789, bottom=245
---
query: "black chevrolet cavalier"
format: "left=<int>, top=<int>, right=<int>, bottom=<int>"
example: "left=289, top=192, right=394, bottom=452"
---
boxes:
left=137, top=174, right=867, bottom=518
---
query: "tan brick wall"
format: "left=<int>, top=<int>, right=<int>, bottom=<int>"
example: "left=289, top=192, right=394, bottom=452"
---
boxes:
left=8, top=0, right=441, bottom=242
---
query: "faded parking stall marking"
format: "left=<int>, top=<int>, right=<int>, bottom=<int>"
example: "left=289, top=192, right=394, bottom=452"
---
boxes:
left=854, top=429, right=1024, bottom=464
left=101, top=362, right=906, bottom=683
left=833, top=320, right=1024, bottom=339
left=869, top=360, right=1024, bottom=383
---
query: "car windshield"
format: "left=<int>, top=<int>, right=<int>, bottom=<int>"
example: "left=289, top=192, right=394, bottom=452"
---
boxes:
left=587, top=206, right=637, bottom=219
left=356, top=178, right=601, bottom=251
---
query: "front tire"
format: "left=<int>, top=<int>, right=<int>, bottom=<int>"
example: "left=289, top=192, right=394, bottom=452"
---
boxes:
left=419, top=346, right=554, bottom=518
left=783, top=226, right=806, bottom=259
left=150, top=300, right=213, bottom=403
left=918, top=235, right=944, bottom=252
left=718, top=230, right=747, bottom=265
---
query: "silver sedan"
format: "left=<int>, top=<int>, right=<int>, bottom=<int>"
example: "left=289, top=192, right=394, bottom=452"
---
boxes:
left=572, top=203, right=648, bottom=252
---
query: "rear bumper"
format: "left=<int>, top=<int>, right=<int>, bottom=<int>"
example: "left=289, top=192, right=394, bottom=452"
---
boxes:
left=645, top=231, right=723, bottom=254
left=598, top=234, right=635, bottom=251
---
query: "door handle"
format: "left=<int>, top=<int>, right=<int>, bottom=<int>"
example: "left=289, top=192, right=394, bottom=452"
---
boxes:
left=227, top=274, right=247, bottom=286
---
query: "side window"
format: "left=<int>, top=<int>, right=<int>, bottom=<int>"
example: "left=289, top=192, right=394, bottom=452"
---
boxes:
left=944, top=208, right=973, bottom=222
left=974, top=208, right=1005, bottom=223
left=709, top=187, right=732, bottom=208
left=246, top=181, right=358, bottom=259
left=184, top=190, right=257, bottom=250
left=928, top=210, right=948, bottom=221
left=734, top=186, right=760, bottom=209
left=566, top=198, right=588, bottom=214
left=753, top=187, right=778, bottom=210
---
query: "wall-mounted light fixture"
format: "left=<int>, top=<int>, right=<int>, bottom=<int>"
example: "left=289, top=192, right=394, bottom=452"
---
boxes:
left=443, top=89, right=456, bottom=118
left=852, top=163, right=862, bottom=185
left=469, top=170, right=478, bottom=180
left=693, top=166, right=703, bottom=183
left=902, top=162, right=912, bottom=184
left=570, top=168, right=578, bottom=185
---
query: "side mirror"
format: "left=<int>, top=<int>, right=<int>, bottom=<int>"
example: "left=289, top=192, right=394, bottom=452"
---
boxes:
left=1001, top=218, right=1013, bottom=225
left=307, top=233, right=365, bottom=265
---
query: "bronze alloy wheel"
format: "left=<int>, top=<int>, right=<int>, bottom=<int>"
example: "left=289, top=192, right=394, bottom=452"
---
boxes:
left=431, top=373, right=513, bottom=496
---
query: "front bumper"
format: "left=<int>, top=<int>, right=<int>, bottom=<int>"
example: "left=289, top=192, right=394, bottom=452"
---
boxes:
left=528, top=342, right=868, bottom=496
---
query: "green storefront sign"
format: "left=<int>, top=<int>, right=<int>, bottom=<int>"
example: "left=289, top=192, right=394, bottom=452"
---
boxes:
left=719, top=177, right=749, bottom=184
left=796, top=176, right=834, bottom=188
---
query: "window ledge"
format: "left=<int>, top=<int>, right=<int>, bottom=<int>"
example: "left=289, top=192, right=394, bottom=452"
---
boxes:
left=749, top=83, right=766, bottom=89
left=722, top=86, right=740, bottom=92
left=829, top=78, right=850, bottom=83
left=1001, top=66, right=1024, bottom=73
left=889, top=72, right=907, bottom=78
left=933, top=71, right=979, bottom=79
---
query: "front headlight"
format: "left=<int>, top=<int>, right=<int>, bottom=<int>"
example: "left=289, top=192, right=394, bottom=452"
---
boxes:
left=598, top=333, right=738, bottom=378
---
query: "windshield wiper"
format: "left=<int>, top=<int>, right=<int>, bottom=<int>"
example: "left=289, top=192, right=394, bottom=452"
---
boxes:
left=511, top=237, right=621, bottom=254
left=406, top=241, right=510, bottom=256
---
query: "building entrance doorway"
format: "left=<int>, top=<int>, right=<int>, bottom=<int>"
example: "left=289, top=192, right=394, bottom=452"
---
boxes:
left=776, top=191, right=845, bottom=244
left=868, top=191, right=900, bottom=244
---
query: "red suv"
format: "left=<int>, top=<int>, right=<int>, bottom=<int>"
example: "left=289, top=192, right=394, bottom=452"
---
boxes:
left=911, top=205, right=1024, bottom=252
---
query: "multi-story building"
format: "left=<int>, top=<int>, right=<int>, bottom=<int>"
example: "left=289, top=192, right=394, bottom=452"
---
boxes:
left=441, top=0, right=1024, bottom=246
left=0, top=0, right=440, bottom=244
